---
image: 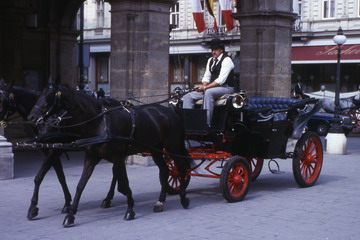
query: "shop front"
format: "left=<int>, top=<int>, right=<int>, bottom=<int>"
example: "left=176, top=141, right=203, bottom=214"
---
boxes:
left=291, top=44, right=360, bottom=94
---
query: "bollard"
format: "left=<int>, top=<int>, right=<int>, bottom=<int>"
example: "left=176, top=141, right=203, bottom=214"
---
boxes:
left=0, top=127, right=14, bottom=179
left=325, top=132, right=347, bottom=155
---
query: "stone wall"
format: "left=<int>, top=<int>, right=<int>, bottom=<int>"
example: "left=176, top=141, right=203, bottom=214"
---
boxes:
left=109, top=0, right=173, bottom=103
left=234, top=0, right=296, bottom=97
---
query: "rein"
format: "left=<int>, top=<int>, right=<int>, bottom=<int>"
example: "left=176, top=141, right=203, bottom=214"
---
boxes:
left=44, top=89, right=192, bottom=129
left=46, top=104, right=131, bottom=129
left=125, top=89, right=194, bottom=105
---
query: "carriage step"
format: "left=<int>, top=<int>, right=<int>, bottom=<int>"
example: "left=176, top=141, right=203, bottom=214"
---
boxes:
left=268, top=159, right=285, bottom=174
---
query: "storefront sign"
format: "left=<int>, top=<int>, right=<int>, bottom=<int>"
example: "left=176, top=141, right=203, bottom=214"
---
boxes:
left=292, top=44, right=360, bottom=63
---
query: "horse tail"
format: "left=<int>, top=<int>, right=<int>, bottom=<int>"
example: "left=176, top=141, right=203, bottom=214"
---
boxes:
left=170, top=106, right=196, bottom=170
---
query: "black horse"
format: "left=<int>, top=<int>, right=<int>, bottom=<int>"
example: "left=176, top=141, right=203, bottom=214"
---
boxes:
left=0, top=84, right=120, bottom=220
left=27, top=84, right=193, bottom=227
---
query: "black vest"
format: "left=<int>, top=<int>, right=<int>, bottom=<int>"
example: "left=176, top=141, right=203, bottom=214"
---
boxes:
left=209, top=53, right=234, bottom=87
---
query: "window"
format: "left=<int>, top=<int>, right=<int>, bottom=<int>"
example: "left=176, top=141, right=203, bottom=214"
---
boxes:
left=170, top=1, right=179, bottom=28
left=96, top=55, right=109, bottom=84
left=323, top=0, right=335, bottom=18
left=192, top=55, right=207, bottom=86
left=96, top=0, right=104, bottom=28
left=298, top=0, right=302, bottom=16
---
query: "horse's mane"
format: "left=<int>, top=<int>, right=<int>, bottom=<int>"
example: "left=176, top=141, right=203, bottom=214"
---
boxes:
left=59, top=86, right=101, bottom=115
left=59, top=85, right=126, bottom=118
left=100, top=97, right=123, bottom=107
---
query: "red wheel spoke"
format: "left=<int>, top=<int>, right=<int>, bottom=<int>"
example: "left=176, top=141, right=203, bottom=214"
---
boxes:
left=168, top=176, right=175, bottom=185
left=227, top=164, right=247, bottom=197
left=294, top=133, right=323, bottom=187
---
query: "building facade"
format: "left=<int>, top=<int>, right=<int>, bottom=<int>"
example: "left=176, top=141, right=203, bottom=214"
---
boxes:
left=81, top=0, right=112, bottom=95
left=292, top=0, right=360, bottom=93
left=82, top=0, right=360, bottom=95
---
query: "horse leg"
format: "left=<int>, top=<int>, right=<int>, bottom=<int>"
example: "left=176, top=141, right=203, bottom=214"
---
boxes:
left=27, top=156, right=52, bottom=220
left=175, top=158, right=190, bottom=209
left=101, top=165, right=117, bottom=208
left=168, top=146, right=191, bottom=209
left=151, top=152, right=169, bottom=212
left=51, top=151, right=72, bottom=214
left=63, top=154, right=99, bottom=227
left=114, top=159, right=135, bottom=220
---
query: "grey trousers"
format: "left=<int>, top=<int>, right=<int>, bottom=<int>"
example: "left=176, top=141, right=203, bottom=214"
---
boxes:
left=182, top=86, right=234, bottom=125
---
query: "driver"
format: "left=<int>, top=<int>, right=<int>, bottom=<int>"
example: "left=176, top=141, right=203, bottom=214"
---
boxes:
left=182, top=38, right=235, bottom=126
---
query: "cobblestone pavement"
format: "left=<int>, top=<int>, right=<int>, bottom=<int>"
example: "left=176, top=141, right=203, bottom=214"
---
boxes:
left=1, top=136, right=360, bottom=240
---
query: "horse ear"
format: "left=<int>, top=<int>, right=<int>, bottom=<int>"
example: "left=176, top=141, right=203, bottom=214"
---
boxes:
left=48, top=75, right=54, bottom=85
left=55, top=75, right=61, bottom=85
left=48, top=75, right=60, bottom=89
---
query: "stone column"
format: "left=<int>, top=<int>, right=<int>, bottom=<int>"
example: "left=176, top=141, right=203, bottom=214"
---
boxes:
left=108, top=0, right=174, bottom=103
left=233, top=0, right=297, bottom=97
left=57, top=30, right=80, bottom=87
left=108, top=0, right=174, bottom=165
left=0, top=6, right=24, bottom=85
left=0, top=127, right=14, bottom=180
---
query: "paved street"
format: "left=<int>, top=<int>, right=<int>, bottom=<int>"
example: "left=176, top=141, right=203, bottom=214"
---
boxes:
left=1, top=135, right=360, bottom=240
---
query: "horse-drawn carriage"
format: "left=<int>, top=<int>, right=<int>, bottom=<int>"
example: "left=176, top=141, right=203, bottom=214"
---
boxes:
left=166, top=90, right=323, bottom=202
left=304, top=89, right=360, bottom=134
left=1, top=83, right=324, bottom=226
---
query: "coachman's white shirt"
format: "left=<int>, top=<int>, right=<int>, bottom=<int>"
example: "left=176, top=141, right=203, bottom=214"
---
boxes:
left=201, top=53, right=235, bottom=85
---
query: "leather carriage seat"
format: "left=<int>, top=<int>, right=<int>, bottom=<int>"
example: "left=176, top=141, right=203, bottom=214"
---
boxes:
left=245, top=97, right=299, bottom=121
left=246, top=97, right=299, bottom=110
left=194, top=93, right=241, bottom=106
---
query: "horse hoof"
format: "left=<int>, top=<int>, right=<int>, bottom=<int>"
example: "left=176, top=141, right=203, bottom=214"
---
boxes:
left=63, top=214, right=75, bottom=228
left=27, top=206, right=39, bottom=220
left=101, top=199, right=111, bottom=208
left=124, top=212, right=135, bottom=220
left=181, top=197, right=190, bottom=209
left=61, top=205, right=71, bottom=214
left=153, top=202, right=164, bottom=212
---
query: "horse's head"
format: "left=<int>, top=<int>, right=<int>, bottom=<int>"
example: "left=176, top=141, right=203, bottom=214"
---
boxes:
left=27, top=84, right=62, bottom=125
left=0, top=88, right=17, bottom=122
left=0, top=78, right=14, bottom=122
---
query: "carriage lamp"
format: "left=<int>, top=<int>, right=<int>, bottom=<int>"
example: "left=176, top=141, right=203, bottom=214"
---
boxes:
left=326, top=27, right=347, bottom=154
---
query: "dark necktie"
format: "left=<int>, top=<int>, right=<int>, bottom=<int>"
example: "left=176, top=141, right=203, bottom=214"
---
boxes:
left=211, top=58, right=218, bottom=71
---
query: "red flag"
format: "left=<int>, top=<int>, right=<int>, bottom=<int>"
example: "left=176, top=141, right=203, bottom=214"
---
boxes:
left=219, top=0, right=235, bottom=31
left=190, top=0, right=207, bottom=33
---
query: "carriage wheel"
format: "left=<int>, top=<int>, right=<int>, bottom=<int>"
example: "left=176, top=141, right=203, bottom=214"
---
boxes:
left=246, top=157, right=264, bottom=181
left=220, top=156, right=250, bottom=202
left=292, top=131, right=323, bottom=187
left=165, top=158, right=190, bottom=195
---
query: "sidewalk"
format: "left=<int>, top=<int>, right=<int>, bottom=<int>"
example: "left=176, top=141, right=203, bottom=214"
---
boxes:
left=0, top=135, right=359, bottom=240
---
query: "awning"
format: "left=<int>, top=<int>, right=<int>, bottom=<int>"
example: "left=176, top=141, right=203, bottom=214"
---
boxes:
left=292, top=44, right=360, bottom=64
left=90, top=44, right=110, bottom=53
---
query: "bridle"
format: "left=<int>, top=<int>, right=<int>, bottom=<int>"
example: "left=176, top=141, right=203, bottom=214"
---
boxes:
left=33, top=85, right=134, bottom=128
left=33, top=86, right=62, bottom=125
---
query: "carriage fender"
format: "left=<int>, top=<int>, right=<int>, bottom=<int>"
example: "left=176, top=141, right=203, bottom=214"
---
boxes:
left=286, top=138, right=297, bottom=153
left=290, top=101, right=322, bottom=139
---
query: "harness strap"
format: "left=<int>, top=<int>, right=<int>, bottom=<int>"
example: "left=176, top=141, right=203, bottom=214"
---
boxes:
left=129, top=108, right=136, bottom=140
